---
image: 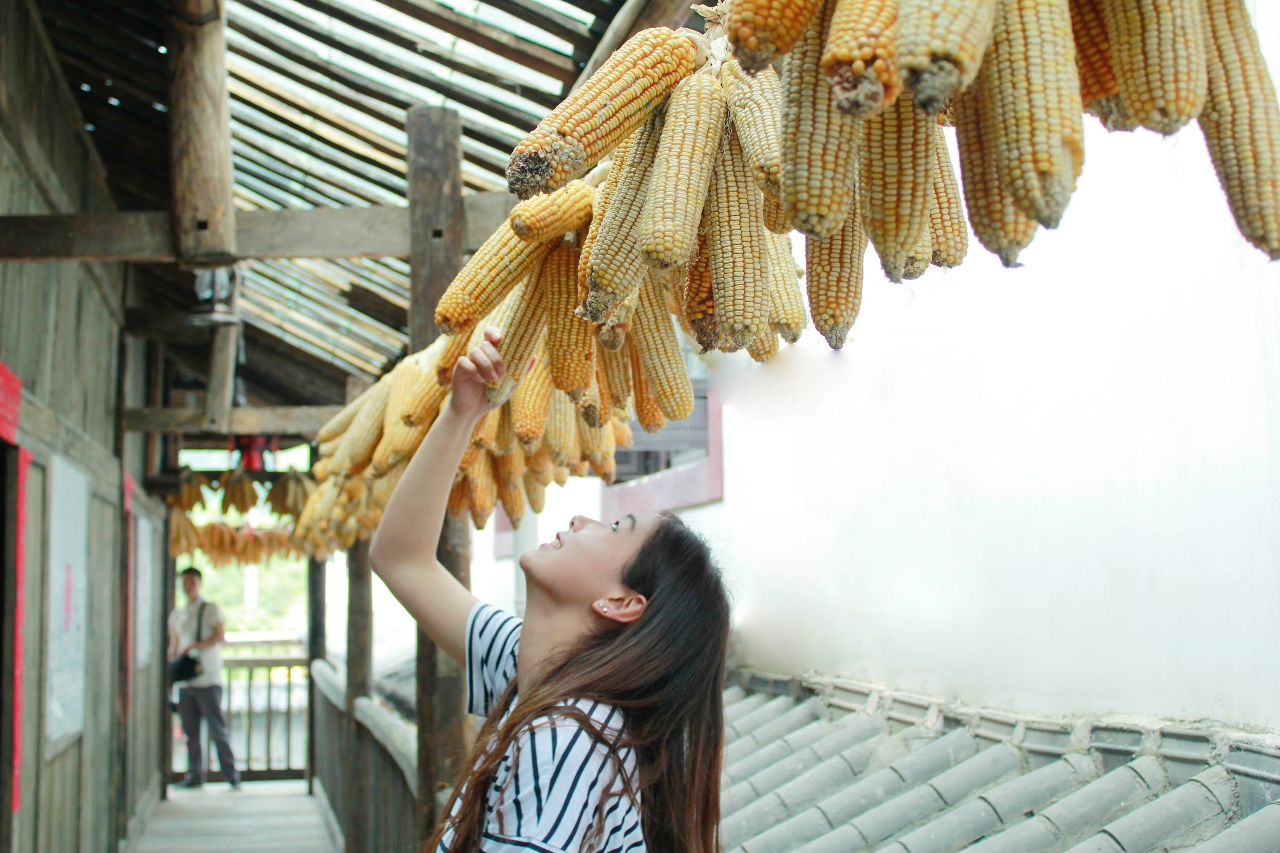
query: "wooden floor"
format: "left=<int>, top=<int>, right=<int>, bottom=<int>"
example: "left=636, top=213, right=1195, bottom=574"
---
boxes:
left=134, top=780, right=340, bottom=853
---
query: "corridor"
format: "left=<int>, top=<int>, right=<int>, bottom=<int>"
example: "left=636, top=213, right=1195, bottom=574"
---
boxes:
left=134, top=781, right=339, bottom=853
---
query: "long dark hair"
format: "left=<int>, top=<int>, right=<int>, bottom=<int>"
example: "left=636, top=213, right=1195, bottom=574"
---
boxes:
left=429, top=513, right=730, bottom=852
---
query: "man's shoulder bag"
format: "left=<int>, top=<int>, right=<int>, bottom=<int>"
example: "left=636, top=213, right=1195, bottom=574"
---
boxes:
left=168, top=602, right=206, bottom=684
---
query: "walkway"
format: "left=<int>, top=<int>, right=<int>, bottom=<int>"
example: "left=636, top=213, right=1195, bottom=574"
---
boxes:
left=134, top=780, right=340, bottom=853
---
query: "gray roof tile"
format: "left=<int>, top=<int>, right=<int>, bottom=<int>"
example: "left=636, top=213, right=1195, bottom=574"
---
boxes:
left=720, top=673, right=1280, bottom=853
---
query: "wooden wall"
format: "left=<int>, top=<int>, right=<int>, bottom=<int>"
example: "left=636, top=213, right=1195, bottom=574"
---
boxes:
left=0, top=0, right=168, bottom=851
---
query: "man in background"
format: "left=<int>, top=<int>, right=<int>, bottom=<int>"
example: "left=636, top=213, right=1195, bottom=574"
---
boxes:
left=167, top=567, right=242, bottom=790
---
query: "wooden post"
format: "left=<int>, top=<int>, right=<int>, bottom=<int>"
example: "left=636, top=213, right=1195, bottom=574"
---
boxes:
left=144, top=341, right=165, bottom=478
left=344, top=538, right=373, bottom=853
left=203, top=270, right=240, bottom=434
left=168, top=0, right=237, bottom=267
left=305, top=553, right=325, bottom=795
left=406, top=104, right=468, bottom=834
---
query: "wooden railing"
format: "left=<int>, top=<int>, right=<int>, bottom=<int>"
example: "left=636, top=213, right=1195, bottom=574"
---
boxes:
left=170, top=634, right=309, bottom=782
left=311, top=659, right=423, bottom=852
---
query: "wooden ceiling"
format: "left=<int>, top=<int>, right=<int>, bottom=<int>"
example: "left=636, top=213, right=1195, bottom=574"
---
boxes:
left=35, top=0, right=697, bottom=406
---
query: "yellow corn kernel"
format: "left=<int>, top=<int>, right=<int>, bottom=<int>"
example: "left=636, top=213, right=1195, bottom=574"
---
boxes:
left=729, top=0, right=825, bottom=72
left=512, top=349, right=553, bottom=453
left=806, top=193, right=868, bottom=350
left=526, top=445, right=553, bottom=486
left=762, top=189, right=791, bottom=234
left=510, top=180, right=594, bottom=244
left=507, top=28, right=697, bottom=199
left=929, top=126, right=968, bottom=268
left=435, top=221, right=554, bottom=335
left=600, top=344, right=634, bottom=416
left=473, top=407, right=500, bottom=453
left=629, top=340, right=668, bottom=434
left=747, top=329, right=781, bottom=363
left=782, top=0, right=861, bottom=238
left=584, top=111, right=665, bottom=323
left=435, top=328, right=478, bottom=386
left=721, top=60, right=785, bottom=199
left=1198, top=0, right=1280, bottom=259
left=578, top=136, right=636, bottom=307
left=902, top=220, right=933, bottom=280
left=766, top=232, right=807, bottom=344
left=639, top=73, right=728, bottom=270
left=707, top=127, right=771, bottom=347
left=1100, top=0, right=1207, bottom=135
left=859, top=89, right=936, bottom=282
left=494, top=402, right=516, bottom=457
left=1070, top=0, right=1120, bottom=107
left=955, top=57, right=1040, bottom=267
left=823, top=0, right=903, bottom=117
left=897, top=0, right=1001, bottom=113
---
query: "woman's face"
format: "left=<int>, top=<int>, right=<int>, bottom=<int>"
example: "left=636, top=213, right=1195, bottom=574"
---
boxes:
left=519, top=513, right=663, bottom=607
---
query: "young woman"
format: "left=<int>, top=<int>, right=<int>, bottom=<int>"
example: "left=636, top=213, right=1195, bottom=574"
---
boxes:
left=370, top=329, right=731, bottom=853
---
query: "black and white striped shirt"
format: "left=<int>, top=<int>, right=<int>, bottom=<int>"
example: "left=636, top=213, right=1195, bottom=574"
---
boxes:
left=437, top=603, right=646, bottom=853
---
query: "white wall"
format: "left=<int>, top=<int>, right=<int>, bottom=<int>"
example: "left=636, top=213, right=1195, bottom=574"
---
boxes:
left=684, top=8, right=1280, bottom=731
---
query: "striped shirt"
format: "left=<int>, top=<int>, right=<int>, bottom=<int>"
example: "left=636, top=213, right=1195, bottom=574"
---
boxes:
left=437, top=603, right=646, bottom=853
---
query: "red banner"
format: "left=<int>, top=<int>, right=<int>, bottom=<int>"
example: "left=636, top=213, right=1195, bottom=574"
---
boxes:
left=0, top=362, right=19, bottom=444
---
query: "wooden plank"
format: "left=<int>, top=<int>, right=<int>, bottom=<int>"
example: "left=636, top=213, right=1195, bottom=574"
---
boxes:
left=120, top=405, right=344, bottom=437
left=168, top=0, right=237, bottom=266
left=0, top=195, right=516, bottom=263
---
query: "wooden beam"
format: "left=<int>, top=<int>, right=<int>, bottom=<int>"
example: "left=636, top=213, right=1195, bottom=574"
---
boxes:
left=0, top=198, right=515, bottom=262
left=344, top=537, right=373, bottom=853
left=169, top=0, right=237, bottom=266
left=120, top=405, right=344, bottom=437
left=203, top=319, right=240, bottom=433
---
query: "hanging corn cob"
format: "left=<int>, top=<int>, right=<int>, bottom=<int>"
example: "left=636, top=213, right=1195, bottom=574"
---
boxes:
left=435, top=222, right=555, bottom=336
left=929, top=127, right=968, bottom=268
left=684, top=232, right=723, bottom=354
left=1099, top=0, right=1208, bottom=135
left=512, top=345, right=554, bottom=452
left=507, top=28, right=700, bottom=199
left=510, top=180, right=594, bottom=243
left=822, top=0, right=903, bottom=117
left=897, top=0, right=1001, bottom=113
left=220, top=466, right=259, bottom=515
left=543, top=242, right=596, bottom=400
left=707, top=127, right=771, bottom=347
left=720, top=60, right=785, bottom=199
left=639, top=71, right=729, bottom=270
left=859, top=89, right=937, bottom=281
left=766, top=232, right=808, bottom=343
left=807, top=190, right=869, bottom=350
left=727, top=0, right=824, bottom=72
left=782, top=0, right=861, bottom=239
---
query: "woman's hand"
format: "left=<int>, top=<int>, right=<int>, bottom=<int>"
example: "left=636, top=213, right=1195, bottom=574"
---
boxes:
left=449, top=327, right=508, bottom=419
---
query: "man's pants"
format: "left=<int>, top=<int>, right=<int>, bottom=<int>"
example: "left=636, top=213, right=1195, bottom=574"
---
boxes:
left=178, top=685, right=241, bottom=785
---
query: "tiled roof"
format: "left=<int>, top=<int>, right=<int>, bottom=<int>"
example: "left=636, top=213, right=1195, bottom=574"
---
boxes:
left=720, top=672, right=1280, bottom=853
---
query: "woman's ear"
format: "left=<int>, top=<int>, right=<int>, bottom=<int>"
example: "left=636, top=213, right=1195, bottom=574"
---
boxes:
left=597, top=591, right=647, bottom=624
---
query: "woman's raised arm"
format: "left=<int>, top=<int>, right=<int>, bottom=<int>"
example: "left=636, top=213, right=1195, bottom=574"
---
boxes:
left=369, top=328, right=508, bottom=664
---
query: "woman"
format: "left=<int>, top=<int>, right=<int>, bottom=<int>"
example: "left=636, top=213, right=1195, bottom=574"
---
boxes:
left=370, top=329, right=731, bottom=853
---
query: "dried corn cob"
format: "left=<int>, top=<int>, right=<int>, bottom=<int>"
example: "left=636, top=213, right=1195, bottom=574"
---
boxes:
left=577, top=365, right=607, bottom=429
left=435, top=222, right=554, bottom=335
left=1069, top=0, right=1120, bottom=107
left=584, top=110, right=665, bottom=323
left=579, top=136, right=635, bottom=305
left=860, top=90, right=936, bottom=281
left=981, top=0, right=1084, bottom=229
left=468, top=452, right=498, bottom=530
left=507, top=28, right=697, bottom=199
left=436, top=327, right=477, bottom=385
left=526, top=445, right=554, bottom=486
left=370, top=460, right=408, bottom=509
left=331, top=373, right=393, bottom=476
left=315, top=390, right=367, bottom=444
left=807, top=193, right=868, bottom=350
left=589, top=419, right=618, bottom=484
left=766, top=232, right=807, bottom=343
left=597, top=289, right=640, bottom=352
left=929, top=127, right=968, bottom=267
left=728, top=0, right=825, bottom=72
left=496, top=449, right=526, bottom=529
left=902, top=222, right=932, bottom=280
left=782, top=0, right=861, bottom=238
left=595, top=353, right=614, bottom=425
left=486, top=282, right=547, bottom=404
left=600, top=345, right=634, bottom=415
left=684, top=232, right=723, bottom=353
left=545, top=391, right=579, bottom=467
left=311, top=456, right=331, bottom=483
left=762, top=190, right=790, bottom=234
left=708, top=128, right=771, bottom=347
left=632, top=276, right=695, bottom=421
left=823, top=0, right=903, bottom=117
left=897, top=0, right=1000, bottom=113
left=473, top=407, right=500, bottom=453
left=1198, top=0, right=1280, bottom=259
left=543, top=242, right=595, bottom=400
left=630, top=330, right=669, bottom=434
left=512, top=350, right=553, bottom=452
left=375, top=342, right=448, bottom=474
left=612, top=418, right=635, bottom=450
left=494, top=403, right=516, bottom=457
left=639, top=73, right=728, bottom=269
left=446, top=476, right=469, bottom=519
left=552, top=465, right=570, bottom=487
left=955, top=60, right=1040, bottom=267
left=721, top=60, right=785, bottom=198
left=748, top=329, right=781, bottom=362
left=1100, top=0, right=1207, bottom=135
left=510, top=180, right=594, bottom=243
left=523, top=471, right=547, bottom=515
